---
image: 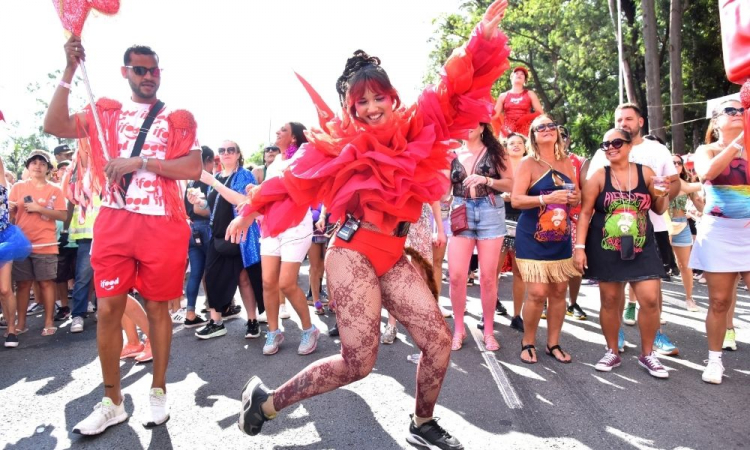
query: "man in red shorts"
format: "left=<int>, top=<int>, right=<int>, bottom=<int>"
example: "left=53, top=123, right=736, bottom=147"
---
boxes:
left=44, top=36, right=201, bottom=435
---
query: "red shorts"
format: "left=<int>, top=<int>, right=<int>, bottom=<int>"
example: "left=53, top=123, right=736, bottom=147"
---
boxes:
left=331, top=227, right=406, bottom=277
left=91, top=207, right=189, bottom=301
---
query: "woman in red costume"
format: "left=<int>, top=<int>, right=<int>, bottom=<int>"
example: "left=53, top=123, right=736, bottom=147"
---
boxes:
left=493, top=66, right=544, bottom=137
left=230, top=2, right=510, bottom=448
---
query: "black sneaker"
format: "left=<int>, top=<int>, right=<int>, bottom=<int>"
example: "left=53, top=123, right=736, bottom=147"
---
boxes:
left=328, top=323, right=339, bottom=337
left=245, top=319, right=260, bottom=339
left=510, top=315, right=524, bottom=332
left=195, top=320, right=227, bottom=340
left=566, top=303, right=587, bottom=320
left=477, top=316, right=484, bottom=330
left=406, top=414, right=463, bottom=450
left=495, top=300, right=508, bottom=316
left=184, top=315, right=207, bottom=329
left=54, top=306, right=71, bottom=321
left=239, top=376, right=274, bottom=436
left=222, top=305, right=242, bottom=321
left=5, top=333, right=18, bottom=348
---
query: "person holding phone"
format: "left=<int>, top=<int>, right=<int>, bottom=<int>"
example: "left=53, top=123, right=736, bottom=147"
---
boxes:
left=574, top=128, right=669, bottom=378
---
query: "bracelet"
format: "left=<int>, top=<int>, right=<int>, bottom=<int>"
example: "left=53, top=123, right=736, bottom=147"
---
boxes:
left=539, top=194, right=546, bottom=206
left=211, top=179, right=220, bottom=189
left=574, top=244, right=586, bottom=249
left=140, top=156, right=148, bottom=171
left=58, top=80, right=71, bottom=90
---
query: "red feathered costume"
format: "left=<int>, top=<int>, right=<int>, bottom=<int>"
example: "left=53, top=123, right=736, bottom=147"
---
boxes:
left=240, top=23, right=510, bottom=275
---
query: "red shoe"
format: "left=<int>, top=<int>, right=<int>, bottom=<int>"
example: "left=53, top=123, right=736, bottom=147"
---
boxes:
left=120, top=341, right=144, bottom=359
left=135, top=339, right=153, bottom=363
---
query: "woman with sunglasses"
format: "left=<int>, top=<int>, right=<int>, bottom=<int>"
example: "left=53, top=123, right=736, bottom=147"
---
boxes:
left=669, top=154, right=702, bottom=312
left=575, top=129, right=670, bottom=378
left=252, top=145, right=281, bottom=184
left=511, top=115, right=581, bottom=364
left=189, top=141, right=263, bottom=340
left=229, top=2, right=511, bottom=446
left=448, top=123, right=513, bottom=352
left=690, top=99, right=750, bottom=384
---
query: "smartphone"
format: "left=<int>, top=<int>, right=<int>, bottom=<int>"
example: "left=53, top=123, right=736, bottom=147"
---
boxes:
left=191, top=228, right=203, bottom=247
left=336, top=215, right=360, bottom=242
left=620, top=235, right=635, bottom=261
left=23, top=195, right=33, bottom=203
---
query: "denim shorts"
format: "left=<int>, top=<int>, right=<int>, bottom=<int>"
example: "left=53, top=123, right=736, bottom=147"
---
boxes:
left=671, top=216, right=692, bottom=247
left=451, top=196, right=507, bottom=240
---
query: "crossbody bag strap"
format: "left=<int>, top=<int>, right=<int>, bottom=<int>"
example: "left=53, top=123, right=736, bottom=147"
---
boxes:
left=122, top=100, right=165, bottom=191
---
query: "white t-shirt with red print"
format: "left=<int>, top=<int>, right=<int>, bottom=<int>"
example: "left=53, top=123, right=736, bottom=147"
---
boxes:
left=101, top=100, right=200, bottom=215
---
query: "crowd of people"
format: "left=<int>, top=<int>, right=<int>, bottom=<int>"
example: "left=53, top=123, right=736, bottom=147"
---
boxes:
left=0, top=1, right=748, bottom=449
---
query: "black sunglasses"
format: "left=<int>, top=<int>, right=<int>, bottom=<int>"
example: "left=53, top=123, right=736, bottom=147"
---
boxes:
left=600, top=138, right=631, bottom=150
left=673, top=160, right=683, bottom=165
left=718, top=106, right=745, bottom=117
left=533, top=122, right=558, bottom=133
left=218, top=147, right=238, bottom=155
left=124, top=65, right=162, bottom=77
left=264, top=148, right=279, bottom=153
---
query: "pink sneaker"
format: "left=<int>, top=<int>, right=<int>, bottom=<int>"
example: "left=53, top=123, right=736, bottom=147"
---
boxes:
left=135, top=340, right=153, bottom=363
left=120, top=342, right=144, bottom=359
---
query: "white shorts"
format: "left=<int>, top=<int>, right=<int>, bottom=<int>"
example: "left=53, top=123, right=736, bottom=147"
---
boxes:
left=260, top=210, right=313, bottom=262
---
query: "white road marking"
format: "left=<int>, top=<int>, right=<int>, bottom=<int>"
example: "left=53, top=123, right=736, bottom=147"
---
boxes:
left=470, top=327, right=523, bottom=409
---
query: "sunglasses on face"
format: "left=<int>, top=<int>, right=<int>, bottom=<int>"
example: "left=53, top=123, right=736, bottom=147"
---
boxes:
left=264, top=148, right=279, bottom=153
left=600, top=138, right=631, bottom=150
left=673, top=160, right=683, bottom=165
left=533, top=122, right=558, bottom=133
left=218, top=147, right=238, bottom=155
left=124, top=66, right=162, bottom=77
left=718, top=107, right=745, bottom=117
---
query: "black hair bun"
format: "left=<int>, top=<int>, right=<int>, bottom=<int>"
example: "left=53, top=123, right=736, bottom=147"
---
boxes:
left=336, top=50, right=382, bottom=99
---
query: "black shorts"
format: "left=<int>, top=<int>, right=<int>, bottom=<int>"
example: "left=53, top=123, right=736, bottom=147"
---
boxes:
left=55, top=246, right=77, bottom=283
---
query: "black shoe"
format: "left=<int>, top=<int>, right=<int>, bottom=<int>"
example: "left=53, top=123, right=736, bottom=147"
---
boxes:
left=406, top=414, right=463, bottom=450
left=245, top=319, right=260, bottom=339
left=495, top=300, right=508, bottom=316
left=510, top=315, right=524, bottom=332
left=477, top=316, right=484, bottom=330
left=661, top=274, right=672, bottom=282
left=184, top=315, right=207, bottom=328
left=5, top=333, right=18, bottom=348
left=239, top=376, right=274, bottom=436
left=328, top=323, right=339, bottom=337
left=222, top=305, right=242, bottom=320
left=195, top=320, right=227, bottom=340
left=566, top=303, right=587, bottom=320
left=54, top=306, right=71, bottom=321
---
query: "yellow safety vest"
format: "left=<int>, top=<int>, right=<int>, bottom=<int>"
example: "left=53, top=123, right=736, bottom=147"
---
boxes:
left=69, top=196, right=101, bottom=241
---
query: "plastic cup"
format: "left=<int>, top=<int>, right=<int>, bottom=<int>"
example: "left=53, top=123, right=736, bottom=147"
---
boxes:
left=562, top=182, right=576, bottom=191
left=653, top=176, right=668, bottom=195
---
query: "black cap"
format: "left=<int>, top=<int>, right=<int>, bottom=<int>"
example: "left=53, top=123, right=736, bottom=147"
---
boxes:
left=53, top=144, right=73, bottom=156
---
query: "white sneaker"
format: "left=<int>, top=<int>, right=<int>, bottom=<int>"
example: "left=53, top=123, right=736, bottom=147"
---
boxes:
left=142, top=388, right=170, bottom=428
left=71, top=316, right=84, bottom=333
left=279, top=304, right=291, bottom=320
left=440, top=307, right=453, bottom=318
left=257, top=312, right=268, bottom=323
left=72, top=397, right=128, bottom=435
left=87, top=302, right=96, bottom=313
left=702, top=359, right=724, bottom=385
left=171, top=308, right=186, bottom=324
left=381, top=324, right=397, bottom=344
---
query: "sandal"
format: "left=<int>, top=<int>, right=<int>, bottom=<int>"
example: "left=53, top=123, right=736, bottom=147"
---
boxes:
left=484, top=334, right=500, bottom=351
left=41, top=327, right=58, bottom=336
left=520, top=344, right=537, bottom=364
left=451, top=332, right=466, bottom=351
left=546, top=344, right=572, bottom=364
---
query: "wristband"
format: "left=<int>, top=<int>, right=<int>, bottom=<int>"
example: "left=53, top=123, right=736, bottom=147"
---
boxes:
left=140, top=156, right=148, bottom=171
left=539, top=194, right=546, bottom=206
left=212, top=179, right=220, bottom=189
left=58, top=80, right=72, bottom=90
left=574, top=244, right=586, bottom=249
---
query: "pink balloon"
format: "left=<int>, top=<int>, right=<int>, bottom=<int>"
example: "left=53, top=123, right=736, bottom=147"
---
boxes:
left=52, top=0, right=120, bottom=36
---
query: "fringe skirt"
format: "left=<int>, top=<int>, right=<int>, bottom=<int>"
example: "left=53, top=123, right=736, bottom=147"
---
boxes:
left=516, top=257, right=581, bottom=284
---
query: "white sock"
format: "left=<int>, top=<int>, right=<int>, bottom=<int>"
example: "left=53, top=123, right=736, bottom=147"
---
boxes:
left=708, top=350, right=722, bottom=362
left=215, top=320, right=223, bottom=326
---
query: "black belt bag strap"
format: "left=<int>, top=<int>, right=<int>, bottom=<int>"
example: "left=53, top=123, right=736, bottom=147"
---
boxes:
left=121, top=100, right=165, bottom=192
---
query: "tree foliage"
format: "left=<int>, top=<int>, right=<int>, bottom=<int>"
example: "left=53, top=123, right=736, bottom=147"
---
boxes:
left=426, top=0, right=733, bottom=156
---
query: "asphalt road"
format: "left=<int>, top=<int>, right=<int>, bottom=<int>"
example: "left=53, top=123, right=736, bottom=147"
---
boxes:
left=1, top=263, right=748, bottom=450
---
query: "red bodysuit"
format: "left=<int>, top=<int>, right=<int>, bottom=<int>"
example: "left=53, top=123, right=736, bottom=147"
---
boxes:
left=241, top=24, right=511, bottom=275
left=500, top=89, right=540, bottom=137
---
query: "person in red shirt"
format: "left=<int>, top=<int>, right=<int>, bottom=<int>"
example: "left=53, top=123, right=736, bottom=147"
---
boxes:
left=8, top=150, right=67, bottom=336
left=493, top=66, right=544, bottom=137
